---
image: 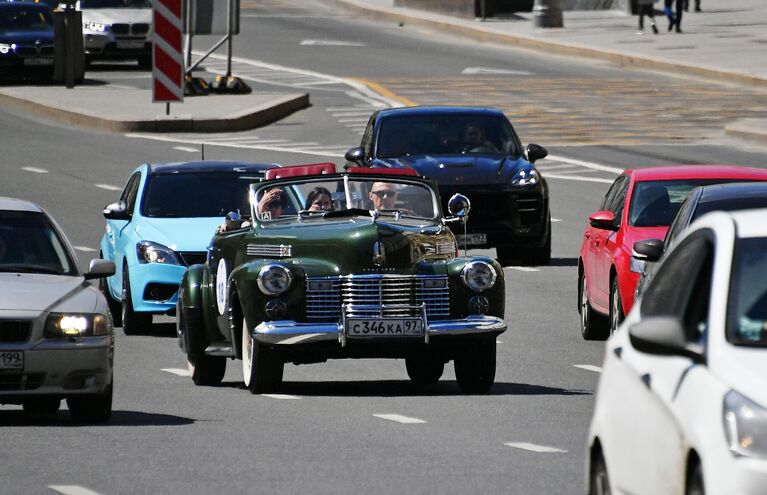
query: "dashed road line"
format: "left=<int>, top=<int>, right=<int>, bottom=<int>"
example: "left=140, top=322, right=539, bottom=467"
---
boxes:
left=551, top=218, right=563, bottom=222
left=49, top=485, right=103, bottom=495
left=262, top=394, right=301, bottom=400
left=504, top=442, right=568, bottom=453
left=545, top=154, right=623, bottom=175
left=462, top=67, right=533, bottom=76
left=161, top=368, right=191, bottom=377
left=22, top=167, right=48, bottom=174
left=573, top=364, right=603, bottom=373
left=374, top=414, right=427, bottom=424
left=73, top=246, right=97, bottom=252
left=543, top=174, right=614, bottom=184
left=173, top=146, right=199, bottom=153
left=300, top=39, right=366, bottom=47
left=508, top=266, right=540, bottom=272
left=95, top=184, right=121, bottom=191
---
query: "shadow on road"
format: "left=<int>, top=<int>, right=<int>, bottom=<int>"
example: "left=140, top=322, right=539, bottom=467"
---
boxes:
left=0, top=410, right=195, bottom=427
left=228, top=380, right=592, bottom=397
left=546, top=257, right=578, bottom=267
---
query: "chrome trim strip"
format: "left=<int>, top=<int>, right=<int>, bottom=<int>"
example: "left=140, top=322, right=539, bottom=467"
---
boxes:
left=246, top=244, right=292, bottom=257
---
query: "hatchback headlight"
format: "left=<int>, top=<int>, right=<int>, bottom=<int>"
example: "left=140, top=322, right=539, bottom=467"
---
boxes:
left=461, top=261, right=497, bottom=292
left=257, top=264, right=292, bottom=295
left=511, top=167, right=539, bottom=186
left=137, top=241, right=181, bottom=265
left=723, top=390, right=767, bottom=459
left=44, top=313, right=110, bottom=338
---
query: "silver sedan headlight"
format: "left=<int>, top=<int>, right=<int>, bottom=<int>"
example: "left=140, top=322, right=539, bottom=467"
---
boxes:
left=723, top=390, right=767, bottom=459
left=136, top=241, right=181, bottom=265
left=257, top=264, right=292, bottom=295
left=461, top=261, right=497, bottom=292
left=44, top=313, right=110, bottom=338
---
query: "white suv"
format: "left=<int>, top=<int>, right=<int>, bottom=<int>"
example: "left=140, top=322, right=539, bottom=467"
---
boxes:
left=79, top=0, right=152, bottom=68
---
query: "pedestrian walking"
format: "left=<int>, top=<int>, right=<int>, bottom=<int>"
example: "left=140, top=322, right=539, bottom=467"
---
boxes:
left=637, top=0, right=659, bottom=35
left=665, top=0, right=685, bottom=32
left=683, top=0, right=701, bottom=12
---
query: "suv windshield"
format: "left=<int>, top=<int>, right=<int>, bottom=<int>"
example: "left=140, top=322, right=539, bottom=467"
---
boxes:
left=253, top=176, right=438, bottom=223
left=377, top=114, right=519, bottom=158
left=0, top=5, right=52, bottom=29
left=142, top=172, right=263, bottom=218
left=80, top=0, right=151, bottom=8
left=0, top=211, right=75, bottom=276
left=728, top=237, right=767, bottom=347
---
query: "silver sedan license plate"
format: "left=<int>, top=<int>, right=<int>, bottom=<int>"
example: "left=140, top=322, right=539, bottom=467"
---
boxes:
left=346, top=318, right=423, bottom=337
left=0, top=351, right=23, bottom=369
left=456, top=233, right=487, bottom=246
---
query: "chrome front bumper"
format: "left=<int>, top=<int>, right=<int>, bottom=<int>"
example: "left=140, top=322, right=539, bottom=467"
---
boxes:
left=252, top=315, right=506, bottom=346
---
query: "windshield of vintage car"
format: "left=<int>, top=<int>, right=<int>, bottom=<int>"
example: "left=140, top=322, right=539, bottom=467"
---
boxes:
left=80, top=0, right=152, bottom=8
left=253, top=177, right=438, bottom=223
left=376, top=115, right=520, bottom=157
left=0, top=211, right=76, bottom=276
left=0, top=5, right=52, bottom=29
left=629, top=179, right=744, bottom=227
left=728, top=236, right=767, bottom=347
left=141, top=172, right=263, bottom=218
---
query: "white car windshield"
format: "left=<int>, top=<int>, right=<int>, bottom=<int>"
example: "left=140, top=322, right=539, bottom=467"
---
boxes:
left=252, top=176, right=438, bottom=224
left=0, top=211, right=75, bottom=276
left=728, top=236, right=767, bottom=347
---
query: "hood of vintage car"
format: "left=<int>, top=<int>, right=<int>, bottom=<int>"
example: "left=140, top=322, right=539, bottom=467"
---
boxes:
left=0, top=273, right=96, bottom=313
left=134, top=217, right=222, bottom=252
left=255, top=216, right=456, bottom=276
left=373, top=154, right=532, bottom=187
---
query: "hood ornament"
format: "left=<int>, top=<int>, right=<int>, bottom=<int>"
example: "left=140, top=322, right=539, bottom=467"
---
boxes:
left=373, top=241, right=386, bottom=267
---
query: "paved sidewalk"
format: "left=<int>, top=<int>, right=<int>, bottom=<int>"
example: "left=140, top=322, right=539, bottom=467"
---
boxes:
left=326, top=0, right=767, bottom=144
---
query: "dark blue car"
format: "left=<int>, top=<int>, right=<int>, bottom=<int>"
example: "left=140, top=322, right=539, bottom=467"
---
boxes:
left=0, top=2, right=55, bottom=80
left=345, top=106, right=551, bottom=265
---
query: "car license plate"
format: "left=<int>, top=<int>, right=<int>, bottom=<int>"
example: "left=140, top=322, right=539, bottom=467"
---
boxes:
left=346, top=318, right=423, bottom=338
left=455, top=233, right=487, bottom=246
left=0, top=351, right=23, bottom=370
left=23, top=58, right=53, bottom=66
left=116, top=41, right=145, bottom=49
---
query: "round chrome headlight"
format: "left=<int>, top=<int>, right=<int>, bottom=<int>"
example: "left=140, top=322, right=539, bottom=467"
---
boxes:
left=461, top=261, right=497, bottom=292
left=257, top=264, right=292, bottom=295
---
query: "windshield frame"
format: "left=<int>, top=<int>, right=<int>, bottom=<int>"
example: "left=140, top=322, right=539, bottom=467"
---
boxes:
left=249, top=174, right=442, bottom=226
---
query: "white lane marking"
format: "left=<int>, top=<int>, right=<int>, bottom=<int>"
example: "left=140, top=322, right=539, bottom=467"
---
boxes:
left=49, top=486, right=103, bottom=495
left=173, top=146, right=199, bottom=153
left=73, top=246, right=97, bottom=252
left=544, top=174, right=615, bottom=184
left=508, top=266, right=540, bottom=272
left=546, top=154, right=623, bottom=175
left=573, top=364, right=603, bottom=373
left=126, top=134, right=347, bottom=158
left=462, top=67, right=533, bottom=76
left=496, top=340, right=503, bottom=344
left=374, top=414, right=427, bottom=424
left=551, top=218, right=563, bottom=222
left=22, top=166, right=48, bottom=174
left=161, top=368, right=191, bottom=377
left=262, top=394, right=301, bottom=400
left=95, top=184, right=122, bottom=191
left=504, top=442, right=568, bottom=453
left=300, top=39, right=366, bottom=47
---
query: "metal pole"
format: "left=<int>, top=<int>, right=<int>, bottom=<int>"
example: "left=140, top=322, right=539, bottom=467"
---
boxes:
left=480, top=0, right=486, bottom=21
left=225, top=0, right=232, bottom=78
left=64, top=4, right=74, bottom=88
left=532, top=0, right=563, bottom=28
left=185, top=0, right=192, bottom=67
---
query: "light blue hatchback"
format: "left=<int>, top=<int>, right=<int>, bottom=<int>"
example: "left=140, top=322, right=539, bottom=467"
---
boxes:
left=99, top=161, right=277, bottom=335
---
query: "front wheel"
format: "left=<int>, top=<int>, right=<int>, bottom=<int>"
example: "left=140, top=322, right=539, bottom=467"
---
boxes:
left=67, top=382, right=113, bottom=424
left=609, top=277, right=625, bottom=335
left=580, top=273, right=609, bottom=341
left=121, top=266, right=152, bottom=335
left=454, top=335, right=496, bottom=394
left=686, top=461, right=705, bottom=495
left=242, top=319, right=283, bottom=393
left=405, top=354, right=444, bottom=385
left=589, top=450, right=612, bottom=495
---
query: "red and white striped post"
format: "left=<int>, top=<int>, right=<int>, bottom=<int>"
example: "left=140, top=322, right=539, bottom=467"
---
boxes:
left=152, top=0, right=184, bottom=107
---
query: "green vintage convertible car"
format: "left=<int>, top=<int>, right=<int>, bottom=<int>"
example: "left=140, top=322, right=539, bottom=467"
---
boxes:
left=177, top=164, right=506, bottom=394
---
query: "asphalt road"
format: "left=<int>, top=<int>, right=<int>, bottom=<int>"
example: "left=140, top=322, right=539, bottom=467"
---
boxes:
left=1, top=1, right=766, bottom=494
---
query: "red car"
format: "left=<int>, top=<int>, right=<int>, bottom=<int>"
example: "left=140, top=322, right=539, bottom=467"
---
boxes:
left=578, top=165, right=767, bottom=340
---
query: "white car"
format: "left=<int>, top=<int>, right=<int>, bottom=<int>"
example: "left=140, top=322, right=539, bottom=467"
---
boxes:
left=587, top=208, right=767, bottom=495
left=0, top=197, right=116, bottom=423
left=79, top=0, right=152, bottom=68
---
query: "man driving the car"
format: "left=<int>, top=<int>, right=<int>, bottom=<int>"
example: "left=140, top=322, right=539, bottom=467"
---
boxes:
left=369, top=182, right=399, bottom=211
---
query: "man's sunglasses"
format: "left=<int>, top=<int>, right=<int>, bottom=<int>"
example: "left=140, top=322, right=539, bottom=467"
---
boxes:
left=372, top=190, right=397, bottom=198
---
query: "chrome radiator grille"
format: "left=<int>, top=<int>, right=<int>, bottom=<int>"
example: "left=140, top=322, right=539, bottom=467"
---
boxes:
left=306, top=275, right=449, bottom=321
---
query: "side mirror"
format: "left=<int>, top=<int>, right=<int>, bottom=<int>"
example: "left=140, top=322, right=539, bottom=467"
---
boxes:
left=628, top=317, right=704, bottom=363
left=633, top=238, right=664, bottom=262
left=102, top=200, right=130, bottom=221
left=525, top=143, right=548, bottom=164
left=344, top=147, right=365, bottom=166
left=447, top=193, right=471, bottom=219
left=588, top=210, right=618, bottom=231
left=84, top=259, right=116, bottom=280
